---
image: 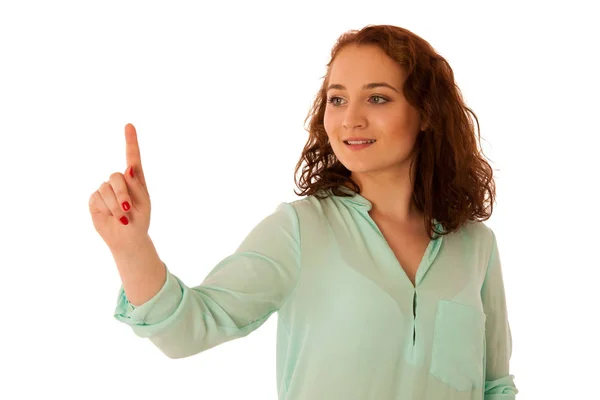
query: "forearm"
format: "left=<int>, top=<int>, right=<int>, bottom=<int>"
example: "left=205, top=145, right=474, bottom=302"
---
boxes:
left=111, top=235, right=167, bottom=307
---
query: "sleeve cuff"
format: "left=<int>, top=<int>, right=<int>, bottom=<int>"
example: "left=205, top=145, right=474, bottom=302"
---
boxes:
left=484, top=374, right=518, bottom=400
left=113, top=263, right=183, bottom=327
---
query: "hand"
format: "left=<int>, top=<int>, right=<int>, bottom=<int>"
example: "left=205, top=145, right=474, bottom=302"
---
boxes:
left=89, top=123, right=152, bottom=253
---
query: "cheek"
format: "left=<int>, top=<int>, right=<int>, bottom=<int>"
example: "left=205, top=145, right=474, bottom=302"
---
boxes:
left=323, top=109, right=333, bottom=131
left=323, top=111, right=338, bottom=141
left=376, top=111, right=418, bottom=137
left=375, top=112, right=402, bottom=129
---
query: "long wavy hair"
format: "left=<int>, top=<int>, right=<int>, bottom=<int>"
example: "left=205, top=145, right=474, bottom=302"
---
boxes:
left=293, top=24, right=496, bottom=239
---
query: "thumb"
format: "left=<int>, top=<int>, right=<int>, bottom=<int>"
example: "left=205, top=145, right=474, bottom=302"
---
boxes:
left=124, top=165, right=150, bottom=208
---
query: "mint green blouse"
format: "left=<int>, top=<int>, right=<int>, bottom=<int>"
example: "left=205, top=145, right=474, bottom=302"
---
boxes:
left=114, top=188, right=518, bottom=399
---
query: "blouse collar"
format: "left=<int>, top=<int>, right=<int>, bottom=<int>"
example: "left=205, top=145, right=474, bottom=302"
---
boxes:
left=328, top=185, right=444, bottom=236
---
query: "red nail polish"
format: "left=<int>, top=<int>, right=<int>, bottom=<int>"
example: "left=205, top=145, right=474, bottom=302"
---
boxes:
left=122, top=201, right=130, bottom=211
left=120, top=216, right=129, bottom=225
left=129, top=166, right=134, bottom=178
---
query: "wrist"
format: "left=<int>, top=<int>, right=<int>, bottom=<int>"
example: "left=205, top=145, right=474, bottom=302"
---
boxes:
left=110, top=234, right=153, bottom=258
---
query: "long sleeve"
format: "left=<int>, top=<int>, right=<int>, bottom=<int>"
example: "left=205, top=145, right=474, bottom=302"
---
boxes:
left=113, top=202, right=302, bottom=359
left=480, top=231, right=519, bottom=399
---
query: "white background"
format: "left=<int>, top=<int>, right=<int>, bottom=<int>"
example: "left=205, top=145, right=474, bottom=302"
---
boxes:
left=1, top=0, right=598, bottom=399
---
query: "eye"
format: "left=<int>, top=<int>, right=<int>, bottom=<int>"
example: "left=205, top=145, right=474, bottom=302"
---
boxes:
left=326, top=95, right=389, bottom=107
left=369, top=95, right=389, bottom=104
left=326, top=96, right=343, bottom=106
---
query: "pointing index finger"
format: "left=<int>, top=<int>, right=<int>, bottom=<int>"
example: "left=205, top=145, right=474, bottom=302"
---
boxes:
left=125, top=123, right=147, bottom=189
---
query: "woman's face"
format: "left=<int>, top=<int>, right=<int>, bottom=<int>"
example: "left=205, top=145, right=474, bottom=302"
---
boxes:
left=323, top=44, right=427, bottom=177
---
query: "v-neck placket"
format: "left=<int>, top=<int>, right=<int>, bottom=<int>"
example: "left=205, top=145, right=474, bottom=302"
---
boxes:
left=335, top=186, right=444, bottom=286
left=335, top=187, right=445, bottom=349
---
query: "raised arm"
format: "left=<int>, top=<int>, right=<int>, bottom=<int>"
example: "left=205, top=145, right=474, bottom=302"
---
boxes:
left=114, top=202, right=302, bottom=359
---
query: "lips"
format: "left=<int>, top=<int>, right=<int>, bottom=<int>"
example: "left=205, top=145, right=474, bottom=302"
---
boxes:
left=343, top=139, right=376, bottom=144
left=343, top=140, right=376, bottom=150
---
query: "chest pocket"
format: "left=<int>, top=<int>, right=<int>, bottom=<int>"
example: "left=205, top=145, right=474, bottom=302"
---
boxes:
left=429, top=299, right=486, bottom=392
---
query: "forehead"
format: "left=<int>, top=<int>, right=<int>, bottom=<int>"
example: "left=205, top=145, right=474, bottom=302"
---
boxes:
left=328, top=44, right=405, bottom=84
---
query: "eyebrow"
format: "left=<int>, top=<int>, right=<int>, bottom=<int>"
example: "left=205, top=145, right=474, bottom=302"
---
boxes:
left=326, top=82, right=400, bottom=93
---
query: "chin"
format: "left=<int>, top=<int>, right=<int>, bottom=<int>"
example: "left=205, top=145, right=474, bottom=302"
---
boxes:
left=340, top=161, right=381, bottom=174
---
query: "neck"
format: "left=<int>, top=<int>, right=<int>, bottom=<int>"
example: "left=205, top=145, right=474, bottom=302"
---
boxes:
left=348, top=165, right=423, bottom=226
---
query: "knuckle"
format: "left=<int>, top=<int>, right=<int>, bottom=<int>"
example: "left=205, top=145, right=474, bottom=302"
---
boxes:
left=98, top=181, right=110, bottom=193
left=89, top=191, right=110, bottom=214
left=109, top=173, right=128, bottom=199
left=113, top=187, right=127, bottom=201
left=107, top=199, right=121, bottom=214
left=110, top=172, right=124, bottom=180
left=88, top=191, right=99, bottom=206
left=97, top=183, right=119, bottom=213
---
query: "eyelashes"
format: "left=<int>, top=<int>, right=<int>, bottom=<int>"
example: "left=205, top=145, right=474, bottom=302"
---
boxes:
left=326, top=95, right=390, bottom=106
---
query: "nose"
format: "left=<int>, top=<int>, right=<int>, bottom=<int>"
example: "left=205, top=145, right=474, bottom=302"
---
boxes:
left=342, top=103, right=366, bottom=129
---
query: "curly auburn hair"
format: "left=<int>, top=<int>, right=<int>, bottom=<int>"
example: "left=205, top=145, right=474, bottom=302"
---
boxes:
left=293, top=24, right=496, bottom=239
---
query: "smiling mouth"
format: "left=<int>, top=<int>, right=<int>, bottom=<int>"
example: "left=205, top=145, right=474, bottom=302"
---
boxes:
left=343, top=140, right=376, bottom=145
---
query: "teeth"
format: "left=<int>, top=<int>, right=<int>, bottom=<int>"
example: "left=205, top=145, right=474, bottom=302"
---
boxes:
left=346, top=140, right=375, bottom=145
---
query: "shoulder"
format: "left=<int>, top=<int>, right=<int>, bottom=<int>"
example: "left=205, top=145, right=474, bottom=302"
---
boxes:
left=262, top=191, right=338, bottom=229
left=455, top=219, right=496, bottom=250
left=277, top=193, right=342, bottom=233
left=267, top=193, right=327, bottom=221
left=285, top=192, right=334, bottom=217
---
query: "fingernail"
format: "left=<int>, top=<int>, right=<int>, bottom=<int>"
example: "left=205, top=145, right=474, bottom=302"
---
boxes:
left=122, top=201, right=130, bottom=211
left=129, top=166, right=134, bottom=178
left=120, top=216, right=129, bottom=225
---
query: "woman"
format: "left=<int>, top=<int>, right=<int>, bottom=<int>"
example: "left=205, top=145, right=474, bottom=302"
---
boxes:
left=90, top=24, right=518, bottom=399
